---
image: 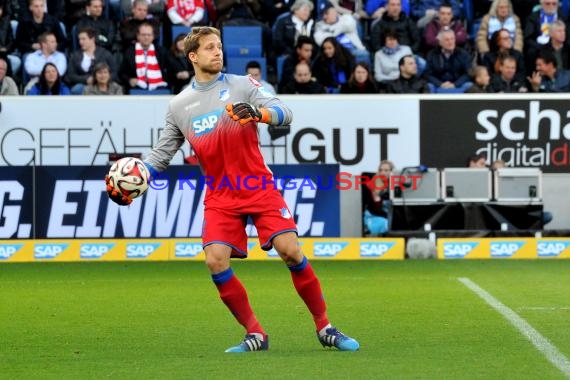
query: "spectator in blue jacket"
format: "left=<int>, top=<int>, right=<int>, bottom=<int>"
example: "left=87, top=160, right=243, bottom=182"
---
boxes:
left=27, top=62, right=71, bottom=95
left=425, top=28, right=473, bottom=92
left=528, top=49, right=570, bottom=92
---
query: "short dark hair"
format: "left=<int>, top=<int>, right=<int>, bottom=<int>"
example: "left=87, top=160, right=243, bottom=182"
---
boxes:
left=78, top=27, right=97, bottom=39
left=246, top=60, right=262, bottom=71
left=537, top=49, right=558, bottom=68
left=466, top=153, right=487, bottom=167
left=295, top=35, right=314, bottom=49
left=398, top=54, right=414, bottom=68
left=383, top=28, right=399, bottom=42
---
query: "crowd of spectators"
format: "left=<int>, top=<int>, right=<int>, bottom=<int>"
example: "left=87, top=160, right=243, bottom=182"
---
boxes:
left=2, top=0, right=570, bottom=95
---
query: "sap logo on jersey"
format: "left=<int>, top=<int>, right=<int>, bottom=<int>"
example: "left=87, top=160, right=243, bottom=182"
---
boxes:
left=175, top=243, right=203, bottom=258
left=490, top=241, right=525, bottom=258
left=34, top=243, right=69, bottom=259
left=314, top=242, right=348, bottom=257
left=0, top=244, right=23, bottom=260
left=126, top=243, right=161, bottom=258
left=443, top=242, right=478, bottom=258
left=537, top=240, right=570, bottom=257
left=80, top=243, right=115, bottom=259
left=193, top=109, right=222, bottom=136
left=360, top=242, right=394, bottom=257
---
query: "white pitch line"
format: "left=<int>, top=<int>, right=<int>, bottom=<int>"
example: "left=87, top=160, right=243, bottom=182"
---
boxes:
left=458, top=277, right=570, bottom=379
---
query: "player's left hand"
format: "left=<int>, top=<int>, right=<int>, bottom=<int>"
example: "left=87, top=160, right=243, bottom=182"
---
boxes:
left=105, top=175, right=132, bottom=206
left=226, top=102, right=266, bottom=125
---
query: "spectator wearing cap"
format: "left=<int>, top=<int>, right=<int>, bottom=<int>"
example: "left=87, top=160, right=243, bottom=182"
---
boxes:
left=314, top=1, right=371, bottom=65
left=272, top=0, right=315, bottom=57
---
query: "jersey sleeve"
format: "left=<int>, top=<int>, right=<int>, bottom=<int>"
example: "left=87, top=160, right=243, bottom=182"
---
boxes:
left=244, top=76, right=293, bottom=126
left=144, top=102, right=186, bottom=173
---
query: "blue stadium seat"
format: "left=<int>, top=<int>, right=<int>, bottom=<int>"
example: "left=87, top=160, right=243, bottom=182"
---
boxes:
left=172, top=25, right=192, bottom=40
left=226, top=57, right=267, bottom=79
left=161, top=25, right=192, bottom=46
left=129, top=88, right=172, bottom=95
left=70, top=25, right=78, bottom=51
left=276, top=55, right=286, bottom=84
left=222, top=26, right=263, bottom=58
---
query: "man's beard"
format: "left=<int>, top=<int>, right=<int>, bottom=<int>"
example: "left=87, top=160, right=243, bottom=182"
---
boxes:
left=202, top=62, right=222, bottom=75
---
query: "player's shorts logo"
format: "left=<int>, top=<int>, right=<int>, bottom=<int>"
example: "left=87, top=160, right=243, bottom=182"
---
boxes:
left=280, top=207, right=291, bottom=219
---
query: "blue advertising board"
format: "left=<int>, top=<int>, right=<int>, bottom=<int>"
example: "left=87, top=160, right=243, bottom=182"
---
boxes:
left=1, top=165, right=340, bottom=239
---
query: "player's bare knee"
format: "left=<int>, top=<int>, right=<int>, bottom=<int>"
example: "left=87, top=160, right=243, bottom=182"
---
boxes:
left=277, top=245, right=303, bottom=266
left=205, top=255, right=229, bottom=273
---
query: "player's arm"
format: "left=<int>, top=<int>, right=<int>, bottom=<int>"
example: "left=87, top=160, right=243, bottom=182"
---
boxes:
left=144, top=103, right=186, bottom=174
left=226, top=77, right=293, bottom=126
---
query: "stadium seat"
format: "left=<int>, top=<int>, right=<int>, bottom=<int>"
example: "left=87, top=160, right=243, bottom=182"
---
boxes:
left=172, top=25, right=191, bottom=40
left=222, top=26, right=263, bottom=58
left=161, top=25, right=192, bottom=46
left=71, top=25, right=78, bottom=51
left=276, top=55, right=286, bottom=84
left=129, top=88, right=172, bottom=95
left=226, top=57, right=267, bottom=79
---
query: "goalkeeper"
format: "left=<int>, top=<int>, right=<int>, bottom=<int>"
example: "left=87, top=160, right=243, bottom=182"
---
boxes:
left=106, top=26, right=359, bottom=353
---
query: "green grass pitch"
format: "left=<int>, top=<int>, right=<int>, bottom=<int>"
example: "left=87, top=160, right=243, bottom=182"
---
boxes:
left=1, top=260, right=569, bottom=379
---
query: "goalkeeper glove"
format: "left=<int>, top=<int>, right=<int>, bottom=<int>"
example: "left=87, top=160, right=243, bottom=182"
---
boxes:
left=226, top=102, right=270, bottom=125
left=105, top=175, right=133, bottom=206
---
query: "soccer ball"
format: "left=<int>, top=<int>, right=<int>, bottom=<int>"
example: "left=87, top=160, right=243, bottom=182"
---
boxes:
left=107, top=157, right=150, bottom=199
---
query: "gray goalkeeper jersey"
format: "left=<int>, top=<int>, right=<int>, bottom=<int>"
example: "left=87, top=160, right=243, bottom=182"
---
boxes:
left=145, top=73, right=293, bottom=173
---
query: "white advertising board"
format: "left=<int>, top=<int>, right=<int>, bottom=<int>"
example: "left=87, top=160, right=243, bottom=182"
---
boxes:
left=0, top=95, right=420, bottom=174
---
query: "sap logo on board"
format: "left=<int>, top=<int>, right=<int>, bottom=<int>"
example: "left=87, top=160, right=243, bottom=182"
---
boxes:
left=34, top=243, right=69, bottom=259
left=537, top=240, right=570, bottom=257
left=314, top=242, right=349, bottom=257
left=360, top=242, right=394, bottom=257
left=175, top=243, right=203, bottom=258
left=0, top=244, right=23, bottom=259
left=490, top=241, right=525, bottom=258
left=443, top=242, right=478, bottom=258
left=192, top=110, right=221, bottom=136
left=80, top=243, right=115, bottom=259
left=126, top=243, right=161, bottom=258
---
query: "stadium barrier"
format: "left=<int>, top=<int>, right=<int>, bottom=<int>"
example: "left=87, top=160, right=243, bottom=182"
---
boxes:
left=0, top=238, right=406, bottom=262
left=438, top=237, right=570, bottom=259
left=3, top=237, right=570, bottom=262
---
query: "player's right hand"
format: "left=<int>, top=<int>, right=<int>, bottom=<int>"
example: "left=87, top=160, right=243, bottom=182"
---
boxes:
left=105, top=175, right=132, bottom=206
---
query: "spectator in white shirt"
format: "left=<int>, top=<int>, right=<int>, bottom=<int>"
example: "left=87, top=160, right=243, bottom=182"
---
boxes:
left=24, top=31, right=67, bottom=89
